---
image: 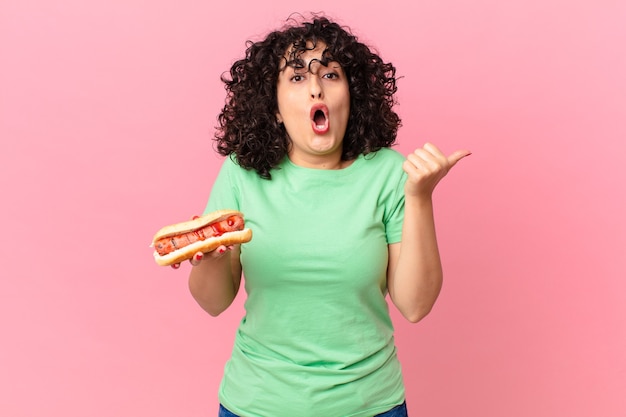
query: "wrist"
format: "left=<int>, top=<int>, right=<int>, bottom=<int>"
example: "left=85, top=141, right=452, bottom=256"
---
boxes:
left=404, top=193, right=433, bottom=209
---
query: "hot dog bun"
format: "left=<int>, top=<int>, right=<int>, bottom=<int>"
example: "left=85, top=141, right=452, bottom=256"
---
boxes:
left=151, top=209, right=252, bottom=266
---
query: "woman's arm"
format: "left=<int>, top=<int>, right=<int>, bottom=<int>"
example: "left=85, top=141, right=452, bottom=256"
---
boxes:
left=187, top=245, right=243, bottom=316
left=387, top=143, right=470, bottom=323
left=387, top=198, right=442, bottom=323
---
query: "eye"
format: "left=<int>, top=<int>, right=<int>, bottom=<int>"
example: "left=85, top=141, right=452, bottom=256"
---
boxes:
left=322, top=72, right=339, bottom=80
left=290, top=74, right=305, bottom=82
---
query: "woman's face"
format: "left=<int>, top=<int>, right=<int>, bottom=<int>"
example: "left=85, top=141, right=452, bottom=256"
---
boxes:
left=276, top=41, right=350, bottom=169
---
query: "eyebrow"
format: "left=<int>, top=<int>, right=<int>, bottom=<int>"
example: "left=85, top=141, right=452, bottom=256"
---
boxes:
left=282, top=58, right=343, bottom=76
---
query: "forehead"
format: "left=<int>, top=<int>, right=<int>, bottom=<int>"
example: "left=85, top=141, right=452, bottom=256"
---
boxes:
left=286, top=39, right=326, bottom=55
left=284, top=40, right=326, bottom=62
left=280, top=40, right=339, bottom=73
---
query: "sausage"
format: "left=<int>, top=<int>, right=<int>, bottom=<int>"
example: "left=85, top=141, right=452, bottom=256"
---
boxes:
left=153, top=215, right=244, bottom=256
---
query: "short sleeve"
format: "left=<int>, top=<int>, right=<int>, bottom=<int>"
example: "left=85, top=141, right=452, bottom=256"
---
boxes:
left=383, top=171, right=406, bottom=244
left=380, top=151, right=407, bottom=244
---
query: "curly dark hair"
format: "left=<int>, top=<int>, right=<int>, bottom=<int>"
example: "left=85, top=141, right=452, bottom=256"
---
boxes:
left=215, top=15, right=401, bottom=179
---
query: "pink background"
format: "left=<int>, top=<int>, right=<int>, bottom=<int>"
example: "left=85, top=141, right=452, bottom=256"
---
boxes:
left=1, top=1, right=625, bottom=416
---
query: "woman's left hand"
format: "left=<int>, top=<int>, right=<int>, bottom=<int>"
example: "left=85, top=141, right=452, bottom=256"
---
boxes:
left=402, top=143, right=471, bottom=199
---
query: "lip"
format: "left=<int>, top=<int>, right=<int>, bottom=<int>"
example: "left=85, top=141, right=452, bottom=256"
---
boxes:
left=310, top=104, right=330, bottom=135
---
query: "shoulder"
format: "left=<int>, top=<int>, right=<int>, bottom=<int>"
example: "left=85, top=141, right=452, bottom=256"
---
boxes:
left=221, top=154, right=243, bottom=171
left=219, top=155, right=263, bottom=181
left=364, top=147, right=405, bottom=163
left=351, top=148, right=407, bottom=194
left=360, top=148, right=406, bottom=174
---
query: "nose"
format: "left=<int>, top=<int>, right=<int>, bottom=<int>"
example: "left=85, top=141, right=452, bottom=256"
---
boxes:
left=309, top=76, right=323, bottom=100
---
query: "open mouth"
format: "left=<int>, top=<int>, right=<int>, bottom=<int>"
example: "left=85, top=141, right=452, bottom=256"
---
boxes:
left=310, top=105, right=329, bottom=134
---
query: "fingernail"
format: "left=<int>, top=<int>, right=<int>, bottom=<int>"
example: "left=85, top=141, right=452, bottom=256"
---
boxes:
left=218, top=248, right=226, bottom=254
left=171, top=263, right=180, bottom=269
left=195, top=254, right=203, bottom=261
left=192, top=215, right=200, bottom=220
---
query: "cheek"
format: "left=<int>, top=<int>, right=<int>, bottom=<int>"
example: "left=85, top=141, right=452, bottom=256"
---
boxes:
left=277, top=92, right=301, bottom=118
left=334, top=99, right=351, bottom=126
left=334, top=87, right=350, bottom=121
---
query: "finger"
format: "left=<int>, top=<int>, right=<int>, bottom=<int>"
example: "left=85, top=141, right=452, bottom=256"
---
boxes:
left=407, top=147, right=445, bottom=173
left=404, top=156, right=431, bottom=179
left=414, top=148, right=445, bottom=168
left=209, top=245, right=230, bottom=258
left=447, top=150, right=472, bottom=168
left=189, top=252, right=204, bottom=266
left=423, top=143, right=447, bottom=161
left=406, top=151, right=427, bottom=169
left=171, top=263, right=181, bottom=270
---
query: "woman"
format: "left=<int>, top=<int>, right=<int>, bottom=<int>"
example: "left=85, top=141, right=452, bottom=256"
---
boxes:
left=184, top=15, right=469, bottom=417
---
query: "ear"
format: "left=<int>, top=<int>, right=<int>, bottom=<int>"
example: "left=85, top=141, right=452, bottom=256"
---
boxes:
left=276, top=112, right=283, bottom=124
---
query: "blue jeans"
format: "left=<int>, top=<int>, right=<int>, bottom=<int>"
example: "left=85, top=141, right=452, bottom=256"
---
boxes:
left=218, top=401, right=408, bottom=417
left=374, top=402, right=408, bottom=417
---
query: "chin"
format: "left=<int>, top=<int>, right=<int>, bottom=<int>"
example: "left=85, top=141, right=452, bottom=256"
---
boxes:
left=310, top=137, right=341, bottom=153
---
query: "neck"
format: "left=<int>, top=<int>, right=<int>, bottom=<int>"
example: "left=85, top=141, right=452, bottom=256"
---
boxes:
left=288, top=153, right=353, bottom=170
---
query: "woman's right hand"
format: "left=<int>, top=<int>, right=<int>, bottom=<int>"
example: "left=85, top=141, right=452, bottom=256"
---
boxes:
left=168, top=214, right=236, bottom=270
left=170, top=245, right=235, bottom=269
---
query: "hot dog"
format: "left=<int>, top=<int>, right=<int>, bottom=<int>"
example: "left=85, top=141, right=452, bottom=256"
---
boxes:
left=151, top=209, right=252, bottom=266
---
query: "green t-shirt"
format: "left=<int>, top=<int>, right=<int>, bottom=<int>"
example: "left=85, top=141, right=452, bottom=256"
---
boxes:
left=205, top=148, right=407, bottom=417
